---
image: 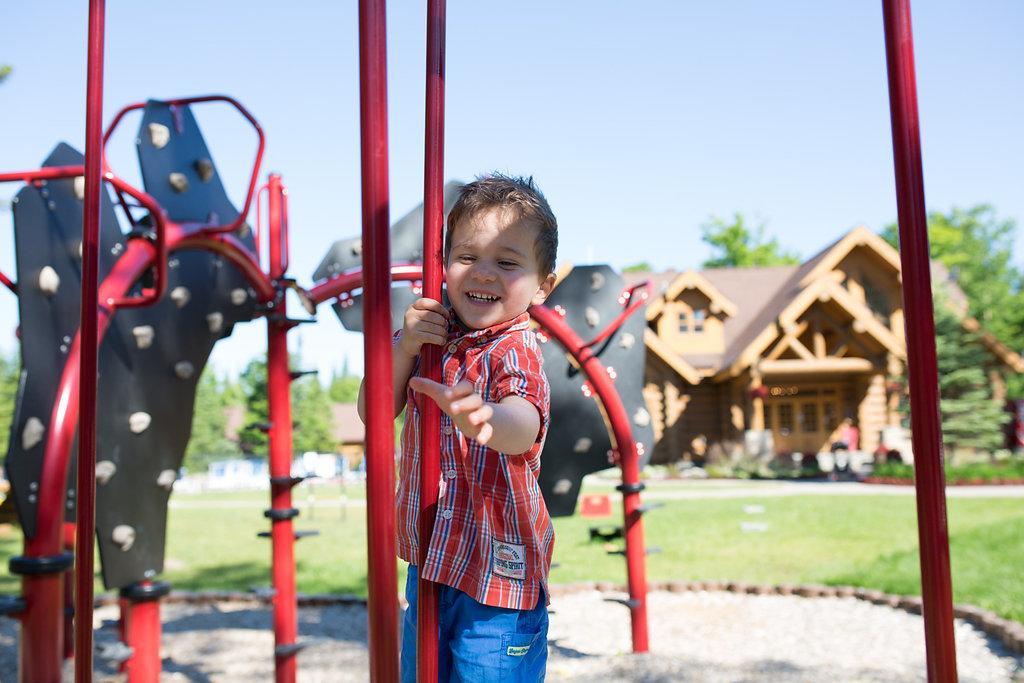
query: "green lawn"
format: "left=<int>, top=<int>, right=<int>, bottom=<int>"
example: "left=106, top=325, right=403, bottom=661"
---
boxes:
left=1, top=482, right=1022, bottom=622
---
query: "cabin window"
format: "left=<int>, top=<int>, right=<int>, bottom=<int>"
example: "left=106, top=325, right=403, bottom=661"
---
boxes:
left=862, top=276, right=891, bottom=324
left=778, top=404, right=793, bottom=434
left=677, top=308, right=708, bottom=334
left=800, top=403, right=819, bottom=433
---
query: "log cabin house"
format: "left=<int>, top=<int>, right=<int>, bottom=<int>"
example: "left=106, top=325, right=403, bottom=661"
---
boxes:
left=621, top=227, right=1024, bottom=463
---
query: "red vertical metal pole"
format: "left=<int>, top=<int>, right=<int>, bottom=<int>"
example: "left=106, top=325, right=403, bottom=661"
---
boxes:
left=881, top=2, right=958, bottom=680
left=63, top=523, right=76, bottom=661
left=359, top=1, right=401, bottom=680
left=266, top=173, right=300, bottom=683
left=118, top=581, right=169, bottom=682
left=75, top=0, right=106, bottom=679
left=417, top=0, right=446, bottom=680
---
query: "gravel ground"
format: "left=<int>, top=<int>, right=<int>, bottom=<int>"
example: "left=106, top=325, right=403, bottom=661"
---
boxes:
left=1, top=590, right=1021, bottom=682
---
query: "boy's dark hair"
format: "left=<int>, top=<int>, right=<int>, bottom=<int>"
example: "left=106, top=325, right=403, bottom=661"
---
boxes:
left=445, top=173, right=558, bottom=277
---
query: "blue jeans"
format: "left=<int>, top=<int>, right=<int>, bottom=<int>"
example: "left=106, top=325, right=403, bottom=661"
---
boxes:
left=401, top=565, right=548, bottom=682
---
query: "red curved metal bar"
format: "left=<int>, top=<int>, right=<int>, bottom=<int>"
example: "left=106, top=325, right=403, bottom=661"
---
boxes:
left=881, top=1, right=957, bottom=679
left=418, top=1, right=447, bottom=679
left=0, top=270, right=16, bottom=295
left=582, top=282, right=651, bottom=350
left=20, top=225, right=274, bottom=681
left=305, top=263, right=423, bottom=306
left=103, top=94, right=265, bottom=236
left=280, top=186, right=291, bottom=274
left=530, top=303, right=651, bottom=653
left=0, top=165, right=170, bottom=309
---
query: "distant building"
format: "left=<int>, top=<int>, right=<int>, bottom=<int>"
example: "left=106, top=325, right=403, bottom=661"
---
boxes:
left=625, top=227, right=1024, bottom=462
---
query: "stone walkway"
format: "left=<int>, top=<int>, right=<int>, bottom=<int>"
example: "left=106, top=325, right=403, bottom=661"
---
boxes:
left=1, top=590, right=1021, bottom=681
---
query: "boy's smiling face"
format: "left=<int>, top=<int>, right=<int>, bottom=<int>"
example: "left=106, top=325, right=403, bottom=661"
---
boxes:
left=446, top=208, right=555, bottom=331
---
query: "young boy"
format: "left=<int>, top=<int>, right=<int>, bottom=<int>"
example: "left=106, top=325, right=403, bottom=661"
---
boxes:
left=358, top=174, right=558, bottom=681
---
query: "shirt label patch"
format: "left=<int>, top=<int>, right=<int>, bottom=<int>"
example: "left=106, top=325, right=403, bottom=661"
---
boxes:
left=506, top=645, right=531, bottom=657
left=491, top=538, right=527, bottom=580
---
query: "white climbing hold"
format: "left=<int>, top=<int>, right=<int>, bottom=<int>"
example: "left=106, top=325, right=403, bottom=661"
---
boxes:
left=174, top=361, right=194, bottom=379
left=633, top=407, right=651, bottom=428
left=132, top=325, right=154, bottom=349
left=591, top=271, right=605, bottom=291
left=207, top=312, right=224, bottom=333
left=111, top=525, right=136, bottom=552
left=585, top=306, right=600, bottom=328
left=73, top=176, right=85, bottom=200
left=38, top=266, right=60, bottom=296
left=128, top=412, right=151, bottom=434
left=96, top=460, right=117, bottom=485
left=22, top=417, right=45, bottom=450
left=156, top=469, right=177, bottom=491
left=170, top=286, right=190, bottom=308
left=619, top=332, right=635, bottom=349
left=350, top=240, right=362, bottom=256
left=230, top=288, right=247, bottom=305
left=148, top=123, right=170, bottom=149
left=168, top=172, right=189, bottom=193
left=553, top=479, right=572, bottom=495
left=573, top=437, right=592, bottom=453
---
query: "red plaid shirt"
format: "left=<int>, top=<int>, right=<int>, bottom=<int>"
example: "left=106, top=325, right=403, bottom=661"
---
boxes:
left=395, top=311, right=553, bottom=610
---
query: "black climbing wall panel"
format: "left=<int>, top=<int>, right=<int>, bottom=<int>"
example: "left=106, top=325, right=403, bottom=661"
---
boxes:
left=536, top=265, right=653, bottom=517
left=315, top=181, right=462, bottom=334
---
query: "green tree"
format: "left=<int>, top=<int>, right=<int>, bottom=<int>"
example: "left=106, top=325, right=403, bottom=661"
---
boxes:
left=0, top=352, right=20, bottom=457
left=934, top=300, right=1010, bottom=456
left=292, top=377, right=336, bottom=454
left=882, top=205, right=1024, bottom=396
left=238, top=358, right=269, bottom=454
left=184, top=368, right=238, bottom=472
left=0, top=66, right=11, bottom=85
left=701, top=213, right=800, bottom=268
left=238, top=355, right=338, bottom=455
left=622, top=262, right=653, bottom=273
left=329, top=370, right=361, bottom=403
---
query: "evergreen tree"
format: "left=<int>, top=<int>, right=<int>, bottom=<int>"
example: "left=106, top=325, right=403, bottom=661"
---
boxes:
left=292, top=377, right=336, bottom=454
left=238, top=354, right=338, bottom=455
left=0, top=352, right=20, bottom=457
left=934, top=300, right=1010, bottom=456
left=183, top=367, right=237, bottom=472
left=882, top=205, right=1024, bottom=397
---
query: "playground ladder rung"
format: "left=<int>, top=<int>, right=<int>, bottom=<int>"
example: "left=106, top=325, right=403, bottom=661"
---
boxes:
left=0, top=595, right=26, bottom=616
left=270, top=475, right=310, bottom=487
left=264, top=507, right=300, bottom=521
left=256, top=529, right=320, bottom=540
left=602, top=597, right=641, bottom=610
left=269, top=314, right=317, bottom=327
left=589, top=525, right=623, bottom=542
left=606, top=546, right=661, bottom=557
left=289, top=368, right=318, bottom=381
left=275, top=641, right=310, bottom=658
left=636, top=502, right=665, bottom=514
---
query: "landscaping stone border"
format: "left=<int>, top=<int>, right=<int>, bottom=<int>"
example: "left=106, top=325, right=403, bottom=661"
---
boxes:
left=94, top=582, right=1024, bottom=657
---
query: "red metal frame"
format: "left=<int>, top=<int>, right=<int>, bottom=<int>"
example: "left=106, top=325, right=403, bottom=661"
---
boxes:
left=102, top=94, right=266, bottom=235
left=881, top=1, right=958, bottom=679
left=265, top=174, right=300, bottom=683
left=11, top=218, right=272, bottom=680
left=118, top=586, right=163, bottom=681
left=417, top=0, right=447, bottom=679
left=0, top=270, right=16, bottom=294
left=358, top=1, right=402, bottom=680
left=74, top=3, right=106, bottom=679
left=530, top=293, right=652, bottom=653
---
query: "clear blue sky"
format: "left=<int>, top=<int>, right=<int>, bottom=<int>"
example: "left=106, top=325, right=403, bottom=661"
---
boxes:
left=2, top=1, right=1022, bottom=380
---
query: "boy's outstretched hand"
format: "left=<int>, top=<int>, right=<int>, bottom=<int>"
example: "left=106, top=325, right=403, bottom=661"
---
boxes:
left=409, top=377, right=495, bottom=446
